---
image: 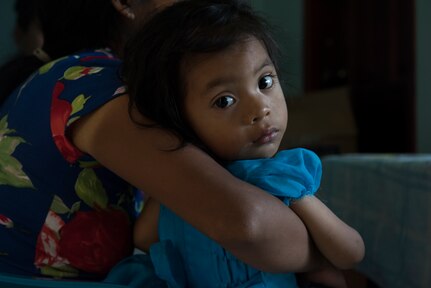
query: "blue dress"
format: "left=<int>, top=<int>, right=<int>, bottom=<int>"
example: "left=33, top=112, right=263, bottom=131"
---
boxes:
left=0, top=49, right=136, bottom=280
left=146, top=148, right=322, bottom=287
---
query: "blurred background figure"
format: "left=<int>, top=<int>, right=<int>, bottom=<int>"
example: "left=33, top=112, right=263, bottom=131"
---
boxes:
left=13, top=0, right=44, bottom=55
left=0, top=0, right=44, bottom=105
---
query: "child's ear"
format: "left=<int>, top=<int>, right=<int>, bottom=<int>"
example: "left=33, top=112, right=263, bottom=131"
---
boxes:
left=111, top=0, right=136, bottom=20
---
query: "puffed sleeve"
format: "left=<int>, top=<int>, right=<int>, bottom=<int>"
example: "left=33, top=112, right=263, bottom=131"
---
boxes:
left=226, top=148, right=322, bottom=205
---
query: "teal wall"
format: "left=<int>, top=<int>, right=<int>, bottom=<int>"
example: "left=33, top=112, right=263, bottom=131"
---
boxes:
left=1, top=0, right=304, bottom=90
left=0, top=0, right=16, bottom=64
left=0, top=0, right=303, bottom=95
left=1, top=0, right=429, bottom=151
left=416, top=0, right=431, bottom=153
left=251, top=0, right=304, bottom=96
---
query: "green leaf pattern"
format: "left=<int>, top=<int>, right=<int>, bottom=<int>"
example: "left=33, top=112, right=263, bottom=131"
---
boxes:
left=0, top=115, right=34, bottom=188
left=1, top=50, right=131, bottom=278
left=40, top=265, right=79, bottom=278
left=63, top=66, right=104, bottom=81
left=51, top=195, right=71, bottom=215
left=67, top=94, right=91, bottom=126
left=75, top=168, right=108, bottom=210
left=38, top=56, right=69, bottom=75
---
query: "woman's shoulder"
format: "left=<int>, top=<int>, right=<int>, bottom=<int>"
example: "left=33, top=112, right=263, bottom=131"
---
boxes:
left=38, top=48, right=121, bottom=76
left=33, top=48, right=125, bottom=107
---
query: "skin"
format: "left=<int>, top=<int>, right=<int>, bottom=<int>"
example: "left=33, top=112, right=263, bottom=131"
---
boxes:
left=182, top=38, right=287, bottom=161
left=73, top=96, right=319, bottom=273
left=14, top=20, right=44, bottom=55
left=183, top=37, right=364, bottom=271
left=72, top=0, right=321, bottom=273
left=132, top=36, right=364, bottom=276
left=72, top=0, right=363, bottom=281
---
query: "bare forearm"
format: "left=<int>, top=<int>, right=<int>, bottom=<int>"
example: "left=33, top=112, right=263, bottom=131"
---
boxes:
left=135, top=192, right=327, bottom=273
left=135, top=192, right=326, bottom=273
left=290, top=196, right=365, bottom=269
left=73, top=96, right=326, bottom=273
left=133, top=148, right=327, bottom=272
left=217, top=194, right=326, bottom=273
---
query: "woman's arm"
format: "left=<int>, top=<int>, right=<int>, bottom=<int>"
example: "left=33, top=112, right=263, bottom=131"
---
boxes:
left=290, top=196, right=365, bottom=269
left=71, top=95, right=322, bottom=273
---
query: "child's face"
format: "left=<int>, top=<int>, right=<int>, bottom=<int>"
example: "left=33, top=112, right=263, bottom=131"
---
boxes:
left=182, top=37, right=288, bottom=161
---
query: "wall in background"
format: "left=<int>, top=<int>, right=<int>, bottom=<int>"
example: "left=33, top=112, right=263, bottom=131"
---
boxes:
left=0, top=0, right=16, bottom=64
left=1, top=0, right=429, bottom=152
left=0, top=0, right=304, bottom=94
left=251, top=0, right=303, bottom=96
left=416, top=0, right=431, bottom=153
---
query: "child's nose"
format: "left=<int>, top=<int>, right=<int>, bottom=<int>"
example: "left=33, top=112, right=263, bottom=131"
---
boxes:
left=245, top=96, right=271, bottom=124
left=251, top=107, right=270, bottom=124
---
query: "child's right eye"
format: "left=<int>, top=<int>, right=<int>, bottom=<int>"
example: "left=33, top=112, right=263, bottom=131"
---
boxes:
left=214, top=96, right=235, bottom=109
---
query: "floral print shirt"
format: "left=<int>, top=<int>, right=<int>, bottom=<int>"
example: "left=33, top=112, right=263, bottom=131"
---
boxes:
left=0, top=49, right=135, bottom=279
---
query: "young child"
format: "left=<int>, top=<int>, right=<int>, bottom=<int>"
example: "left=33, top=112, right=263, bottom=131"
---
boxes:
left=122, top=0, right=364, bottom=287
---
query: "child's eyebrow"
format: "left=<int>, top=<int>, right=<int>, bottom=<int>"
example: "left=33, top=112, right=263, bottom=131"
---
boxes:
left=254, top=58, right=274, bottom=75
left=204, top=57, right=274, bottom=92
left=204, top=76, right=235, bottom=92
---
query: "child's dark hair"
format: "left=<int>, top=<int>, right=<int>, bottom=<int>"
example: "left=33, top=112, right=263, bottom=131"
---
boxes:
left=123, top=0, right=280, bottom=150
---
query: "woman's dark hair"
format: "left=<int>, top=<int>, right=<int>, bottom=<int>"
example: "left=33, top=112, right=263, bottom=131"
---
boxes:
left=37, top=0, right=125, bottom=60
left=15, top=0, right=38, bottom=33
left=123, top=0, right=280, bottom=150
left=0, top=0, right=127, bottom=105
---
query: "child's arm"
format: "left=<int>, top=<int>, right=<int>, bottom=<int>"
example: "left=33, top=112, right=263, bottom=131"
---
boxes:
left=72, top=96, right=325, bottom=273
left=134, top=197, right=160, bottom=252
left=290, top=195, right=365, bottom=269
left=226, top=149, right=364, bottom=270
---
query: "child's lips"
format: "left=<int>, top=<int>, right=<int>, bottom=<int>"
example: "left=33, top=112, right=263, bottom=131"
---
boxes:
left=253, top=128, right=279, bottom=145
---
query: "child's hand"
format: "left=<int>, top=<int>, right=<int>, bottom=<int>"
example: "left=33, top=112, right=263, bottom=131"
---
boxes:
left=296, top=262, right=347, bottom=288
left=134, top=197, right=160, bottom=252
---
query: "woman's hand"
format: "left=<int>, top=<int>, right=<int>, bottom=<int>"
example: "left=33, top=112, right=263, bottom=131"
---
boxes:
left=72, top=95, right=324, bottom=272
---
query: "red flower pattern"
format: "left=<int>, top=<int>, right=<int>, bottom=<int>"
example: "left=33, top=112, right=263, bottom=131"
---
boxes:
left=58, top=209, right=133, bottom=275
left=0, top=214, right=13, bottom=228
left=34, top=211, right=70, bottom=269
left=50, top=81, right=83, bottom=163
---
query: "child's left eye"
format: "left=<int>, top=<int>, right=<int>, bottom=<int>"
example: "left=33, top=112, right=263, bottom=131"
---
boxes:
left=258, top=75, right=274, bottom=90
